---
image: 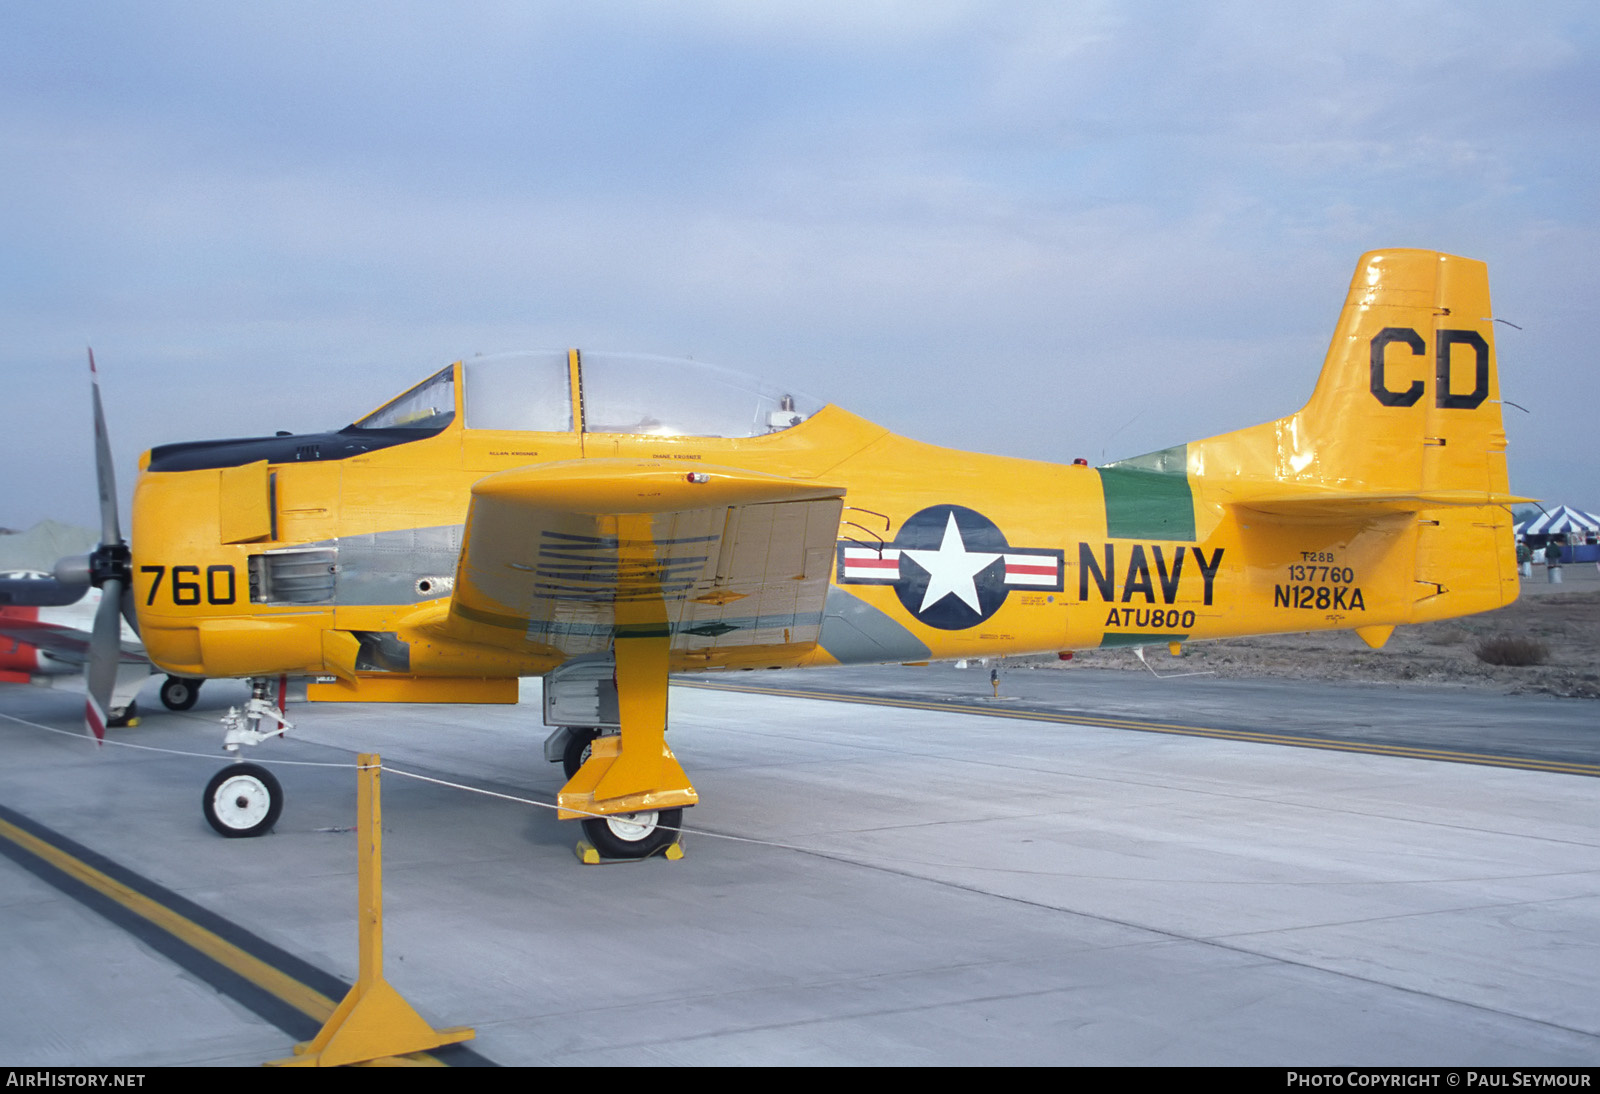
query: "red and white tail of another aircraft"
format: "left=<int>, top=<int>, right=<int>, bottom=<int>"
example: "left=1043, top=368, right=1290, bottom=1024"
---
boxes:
left=0, top=572, right=152, bottom=724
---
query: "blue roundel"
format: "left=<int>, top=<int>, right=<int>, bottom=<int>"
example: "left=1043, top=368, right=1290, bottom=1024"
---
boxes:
left=892, top=505, right=1011, bottom=630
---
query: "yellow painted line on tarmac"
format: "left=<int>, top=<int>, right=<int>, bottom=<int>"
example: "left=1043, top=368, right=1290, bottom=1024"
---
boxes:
left=0, top=814, right=339, bottom=1022
left=679, top=680, right=1600, bottom=778
left=0, top=811, right=465, bottom=1066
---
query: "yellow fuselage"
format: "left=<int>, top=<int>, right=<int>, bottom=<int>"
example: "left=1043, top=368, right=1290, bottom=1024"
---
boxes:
left=131, top=389, right=1514, bottom=686
left=129, top=250, right=1524, bottom=692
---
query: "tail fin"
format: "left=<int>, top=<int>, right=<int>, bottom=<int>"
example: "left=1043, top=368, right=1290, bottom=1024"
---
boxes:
left=1174, top=250, right=1521, bottom=625
left=1193, top=250, right=1519, bottom=505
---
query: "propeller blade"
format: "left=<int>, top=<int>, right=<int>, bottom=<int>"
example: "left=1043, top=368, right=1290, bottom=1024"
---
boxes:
left=82, top=347, right=137, bottom=646
left=84, top=577, right=124, bottom=742
left=119, top=584, right=141, bottom=637
left=89, top=348, right=123, bottom=549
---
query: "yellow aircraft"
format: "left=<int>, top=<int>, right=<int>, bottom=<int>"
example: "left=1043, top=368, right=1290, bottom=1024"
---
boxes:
left=67, top=249, right=1520, bottom=856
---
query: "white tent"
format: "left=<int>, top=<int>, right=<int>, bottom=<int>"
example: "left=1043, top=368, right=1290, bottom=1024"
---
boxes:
left=1516, top=505, right=1600, bottom=537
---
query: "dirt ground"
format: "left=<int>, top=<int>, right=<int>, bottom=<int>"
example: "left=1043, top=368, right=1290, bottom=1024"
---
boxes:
left=1040, top=567, right=1600, bottom=700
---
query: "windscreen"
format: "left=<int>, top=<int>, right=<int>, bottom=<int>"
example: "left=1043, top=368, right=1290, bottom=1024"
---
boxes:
left=352, top=366, right=456, bottom=431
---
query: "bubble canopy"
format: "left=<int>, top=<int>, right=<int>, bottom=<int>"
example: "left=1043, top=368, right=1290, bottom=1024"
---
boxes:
left=353, top=351, right=824, bottom=439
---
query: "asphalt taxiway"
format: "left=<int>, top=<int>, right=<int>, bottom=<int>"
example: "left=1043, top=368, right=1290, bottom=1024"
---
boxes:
left=1, top=665, right=1597, bottom=1066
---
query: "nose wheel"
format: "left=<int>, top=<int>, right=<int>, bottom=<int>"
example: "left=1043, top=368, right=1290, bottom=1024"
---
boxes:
left=202, top=762, right=283, bottom=838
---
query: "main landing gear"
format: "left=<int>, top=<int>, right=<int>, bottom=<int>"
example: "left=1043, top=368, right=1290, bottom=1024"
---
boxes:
left=545, top=637, right=698, bottom=860
left=561, top=727, right=602, bottom=779
left=549, top=726, right=681, bottom=856
left=548, top=726, right=683, bottom=857
left=581, top=808, right=683, bottom=860
left=159, top=675, right=202, bottom=711
left=203, top=677, right=292, bottom=839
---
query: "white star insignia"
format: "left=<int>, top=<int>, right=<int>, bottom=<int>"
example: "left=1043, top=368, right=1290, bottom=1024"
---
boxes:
left=901, top=513, right=1000, bottom=614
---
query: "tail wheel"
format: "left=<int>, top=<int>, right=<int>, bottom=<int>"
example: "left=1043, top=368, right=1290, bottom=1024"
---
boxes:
left=203, top=763, right=283, bottom=838
left=581, top=808, right=682, bottom=859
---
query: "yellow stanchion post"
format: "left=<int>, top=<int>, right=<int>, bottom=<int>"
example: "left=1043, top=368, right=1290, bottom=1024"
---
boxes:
left=270, top=754, right=474, bottom=1067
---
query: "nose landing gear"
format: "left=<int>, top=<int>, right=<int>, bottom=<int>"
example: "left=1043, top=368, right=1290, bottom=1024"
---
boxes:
left=203, top=677, right=292, bottom=838
left=202, top=762, right=283, bottom=837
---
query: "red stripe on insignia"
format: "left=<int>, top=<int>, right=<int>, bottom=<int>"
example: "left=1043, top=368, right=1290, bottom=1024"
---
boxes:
left=1005, top=564, right=1056, bottom=576
left=842, top=547, right=901, bottom=581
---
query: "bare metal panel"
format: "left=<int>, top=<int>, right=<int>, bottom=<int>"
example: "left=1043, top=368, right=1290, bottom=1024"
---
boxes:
left=248, top=525, right=463, bottom=607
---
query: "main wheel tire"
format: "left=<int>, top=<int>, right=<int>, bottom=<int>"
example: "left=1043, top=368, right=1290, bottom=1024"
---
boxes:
left=203, top=763, right=283, bottom=838
left=160, top=676, right=200, bottom=711
left=581, top=808, right=683, bottom=859
left=562, top=728, right=602, bottom=779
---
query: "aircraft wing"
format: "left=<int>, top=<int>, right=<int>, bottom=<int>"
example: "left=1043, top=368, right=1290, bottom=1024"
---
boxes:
left=0, top=615, right=145, bottom=667
left=434, top=459, right=845, bottom=667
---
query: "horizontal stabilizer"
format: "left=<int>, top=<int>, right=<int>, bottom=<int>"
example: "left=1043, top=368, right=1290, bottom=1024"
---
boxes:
left=1229, top=488, right=1532, bottom=522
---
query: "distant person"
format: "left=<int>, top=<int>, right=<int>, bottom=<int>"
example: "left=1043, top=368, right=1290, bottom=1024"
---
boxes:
left=1545, top=540, right=1563, bottom=566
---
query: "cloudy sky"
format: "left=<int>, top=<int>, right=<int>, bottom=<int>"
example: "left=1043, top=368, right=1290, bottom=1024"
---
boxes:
left=3, top=1, right=1596, bottom=530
